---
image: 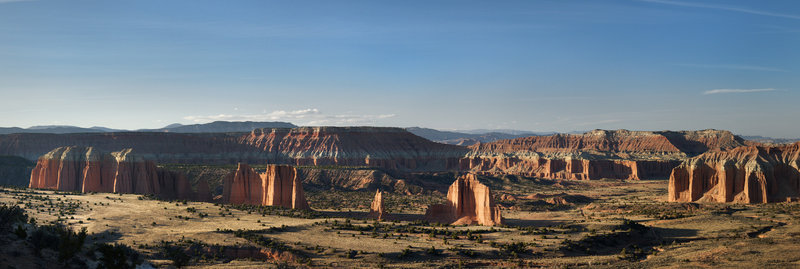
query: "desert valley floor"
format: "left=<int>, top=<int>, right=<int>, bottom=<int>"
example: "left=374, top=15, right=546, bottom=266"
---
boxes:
left=3, top=176, right=800, bottom=268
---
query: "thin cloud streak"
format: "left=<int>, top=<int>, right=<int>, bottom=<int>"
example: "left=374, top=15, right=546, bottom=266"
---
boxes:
left=640, top=0, right=800, bottom=20
left=183, top=109, right=396, bottom=126
left=676, top=63, right=789, bottom=73
left=703, top=88, right=777, bottom=95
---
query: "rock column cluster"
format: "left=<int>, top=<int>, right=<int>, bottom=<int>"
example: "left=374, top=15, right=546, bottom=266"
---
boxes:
left=29, top=146, right=210, bottom=200
left=425, top=174, right=502, bottom=226
left=223, top=163, right=310, bottom=210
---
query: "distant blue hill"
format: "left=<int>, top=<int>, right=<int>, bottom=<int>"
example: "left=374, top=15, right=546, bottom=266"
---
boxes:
left=0, top=121, right=297, bottom=134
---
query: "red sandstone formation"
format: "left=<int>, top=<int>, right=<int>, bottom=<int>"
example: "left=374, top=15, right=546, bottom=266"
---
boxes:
left=369, top=189, right=386, bottom=220
left=669, top=142, right=800, bottom=203
left=28, top=146, right=197, bottom=200
left=425, top=174, right=502, bottom=226
left=470, top=129, right=744, bottom=156
left=6, top=128, right=750, bottom=183
left=223, top=163, right=264, bottom=205
left=461, top=129, right=744, bottom=180
left=0, top=127, right=467, bottom=172
left=239, top=127, right=465, bottom=171
left=263, top=164, right=309, bottom=209
left=223, top=163, right=310, bottom=209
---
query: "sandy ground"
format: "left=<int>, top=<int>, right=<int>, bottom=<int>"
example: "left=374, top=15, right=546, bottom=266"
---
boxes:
left=3, top=179, right=800, bottom=268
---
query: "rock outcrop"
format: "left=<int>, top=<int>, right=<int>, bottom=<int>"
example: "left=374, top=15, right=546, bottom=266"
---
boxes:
left=5, top=128, right=750, bottom=183
left=459, top=156, right=680, bottom=180
left=0, top=127, right=468, bottom=172
left=425, top=174, right=502, bottom=226
left=223, top=163, right=264, bottom=205
left=369, top=189, right=386, bottom=220
left=462, top=129, right=745, bottom=180
left=223, top=163, right=310, bottom=209
left=668, top=142, right=800, bottom=203
left=28, top=146, right=198, bottom=200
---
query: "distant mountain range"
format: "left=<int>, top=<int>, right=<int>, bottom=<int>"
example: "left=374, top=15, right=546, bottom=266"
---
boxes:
left=405, top=127, right=549, bottom=146
left=0, top=121, right=297, bottom=135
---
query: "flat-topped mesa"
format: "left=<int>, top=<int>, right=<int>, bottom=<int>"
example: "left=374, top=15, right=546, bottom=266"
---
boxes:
left=369, top=189, right=386, bottom=220
left=239, top=127, right=468, bottom=171
left=425, top=174, right=502, bottom=226
left=669, top=142, right=800, bottom=203
left=462, top=129, right=745, bottom=180
left=28, top=146, right=196, bottom=200
left=222, top=163, right=310, bottom=209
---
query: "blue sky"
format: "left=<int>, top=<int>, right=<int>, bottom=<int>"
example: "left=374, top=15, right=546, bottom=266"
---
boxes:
left=0, top=0, right=798, bottom=137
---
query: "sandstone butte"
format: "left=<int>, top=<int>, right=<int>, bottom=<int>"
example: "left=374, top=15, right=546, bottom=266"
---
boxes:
left=28, top=146, right=210, bottom=201
left=669, top=142, right=800, bottom=203
left=223, top=163, right=310, bottom=210
left=425, top=174, right=502, bottom=226
left=369, top=189, right=386, bottom=220
left=462, top=129, right=746, bottom=180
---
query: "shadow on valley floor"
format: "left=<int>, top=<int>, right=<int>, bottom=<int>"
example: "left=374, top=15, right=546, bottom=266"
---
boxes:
left=503, top=218, right=570, bottom=227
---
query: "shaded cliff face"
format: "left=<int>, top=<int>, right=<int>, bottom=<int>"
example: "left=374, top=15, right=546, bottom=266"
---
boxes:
left=222, top=163, right=309, bottom=209
left=425, top=174, right=502, bottom=226
left=0, top=127, right=468, bottom=172
left=239, top=127, right=467, bottom=170
left=0, top=156, right=36, bottom=187
left=669, top=142, right=800, bottom=203
left=28, top=146, right=202, bottom=200
left=470, top=129, right=745, bottom=158
left=461, top=129, right=744, bottom=180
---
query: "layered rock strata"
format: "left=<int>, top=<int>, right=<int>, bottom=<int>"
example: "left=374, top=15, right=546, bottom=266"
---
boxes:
left=223, top=163, right=310, bottom=209
left=425, top=174, right=502, bottom=226
left=28, top=146, right=203, bottom=200
left=369, top=189, right=386, bottom=220
left=462, top=129, right=744, bottom=180
left=0, top=127, right=467, bottom=172
left=668, top=142, right=800, bottom=203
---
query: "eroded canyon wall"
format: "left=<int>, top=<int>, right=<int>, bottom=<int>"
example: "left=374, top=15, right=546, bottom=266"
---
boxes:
left=28, top=146, right=205, bottom=200
left=668, top=142, right=800, bottom=203
left=1, top=127, right=468, bottom=172
left=460, top=129, right=744, bottom=180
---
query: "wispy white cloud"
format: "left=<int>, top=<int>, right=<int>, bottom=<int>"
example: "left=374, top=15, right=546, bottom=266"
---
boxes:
left=703, top=88, right=777, bottom=95
left=676, top=63, right=789, bottom=73
left=183, top=108, right=396, bottom=126
left=640, top=0, right=800, bottom=20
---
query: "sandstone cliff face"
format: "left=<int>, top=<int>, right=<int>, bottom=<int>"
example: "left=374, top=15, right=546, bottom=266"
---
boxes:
left=668, top=142, right=800, bottom=203
left=223, top=163, right=264, bottom=205
left=425, top=174, right=502, bottom=226
left=459, top=155, right=680, bottom=180
left=369, top=189, right=386, bottom=220
left=461, top=129, right=742, bottom=180
left=239, top=127, right=466, bottom=171
left=0, top=127, right=468, bottom=172
left=29, top=146, right=197, bottom=200
left=222, top=163, right=310, bottom=209
left=263, top=165, right=309, bottom=210
left=8, top=128, right=747, bottom=183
